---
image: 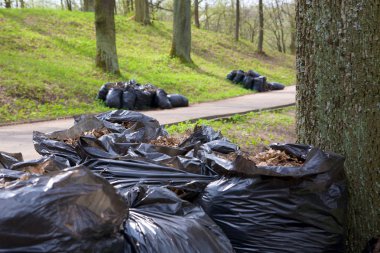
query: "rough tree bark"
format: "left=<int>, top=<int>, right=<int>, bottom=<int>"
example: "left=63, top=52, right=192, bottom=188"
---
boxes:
left=135, top=0, right=150, bottom=25
left=83, top=0, right=95, bottom=12
left=194, top=0, right=200, bottom=28
left=95, top=0, right=120, bottom=75
left=296, top=1, right=380, bottom=252
left=170, top=0, right=192, bottom=63
left=235, top=0, right=240, bottom=41
left=257, top=0, right=264, bottom=53
left=19, top=0, right=24, bottom=8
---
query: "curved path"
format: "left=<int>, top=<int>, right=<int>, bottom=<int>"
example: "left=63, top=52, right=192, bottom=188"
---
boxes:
left=0, top=85, right=295, bottom=160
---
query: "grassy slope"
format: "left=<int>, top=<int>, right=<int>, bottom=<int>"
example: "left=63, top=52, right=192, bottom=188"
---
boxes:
left=0, top=9, right=295, bottom=123
left=166, top=107, right=296, bottom=153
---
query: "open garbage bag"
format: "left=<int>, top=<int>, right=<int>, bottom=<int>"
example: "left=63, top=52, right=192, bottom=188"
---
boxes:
left=198, top=144, right=347, bottom=253
left=0, top=166, right=128, bottom=253
left=123, top=186, right=235, bottom=253
left=34, top=110, right=167, bottom=164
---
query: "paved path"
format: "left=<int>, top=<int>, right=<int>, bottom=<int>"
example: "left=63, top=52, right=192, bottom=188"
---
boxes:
left=0, top=86, right=295, bottom=160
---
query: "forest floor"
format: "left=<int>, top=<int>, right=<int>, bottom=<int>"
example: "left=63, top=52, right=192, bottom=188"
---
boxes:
left=167, top=106, right=296, bottom=154
left=0, top=9, right=295, bottom=123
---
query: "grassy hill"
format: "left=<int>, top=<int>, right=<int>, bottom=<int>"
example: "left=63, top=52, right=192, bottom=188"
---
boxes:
left=0, top=9, right=295, bottom=123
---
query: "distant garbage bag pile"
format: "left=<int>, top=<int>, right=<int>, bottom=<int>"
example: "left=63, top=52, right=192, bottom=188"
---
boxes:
left=97, top=80, right=189, bottom=110
left=1, top=110, right=348, bottom=253
left=227, top=69, right=285, bottom=92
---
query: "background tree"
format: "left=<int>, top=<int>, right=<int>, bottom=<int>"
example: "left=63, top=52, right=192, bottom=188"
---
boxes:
left=5, top=0, right=11, bottom=8
left=194, top=0, right=200, bottom=28
left=83, top=0, right=95, bottom=12
left=257, top=0, right=264, bottom=53
left=170, top=0, right=192, bottom=63
left=95, top=0, right=120, bottom=75
left=296, top=0, right=380, bottom=252
left=135, top=0, right=150, bottom=25
left=65, top=0, right=72, bottom=11
left=235, top=0, right=240, bottom=41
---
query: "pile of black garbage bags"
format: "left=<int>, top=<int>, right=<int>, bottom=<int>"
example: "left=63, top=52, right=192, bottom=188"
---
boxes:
left=1, top=110, right=349, bottom=253
left=97, top=80, right=189, bottom=110
left=227, top=69, right=285, bottom=92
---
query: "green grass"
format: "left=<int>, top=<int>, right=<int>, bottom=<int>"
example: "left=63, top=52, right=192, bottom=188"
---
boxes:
left=0, top=9, right=295, bottom=123
left=166, top=107, right=296, bottom=153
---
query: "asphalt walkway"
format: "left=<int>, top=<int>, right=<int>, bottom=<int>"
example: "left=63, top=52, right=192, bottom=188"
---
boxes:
left=0, top=85, right=296, bottom=160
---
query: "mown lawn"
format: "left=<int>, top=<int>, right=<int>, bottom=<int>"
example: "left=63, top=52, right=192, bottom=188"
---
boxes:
left=0, top=9, right=295, bottom=123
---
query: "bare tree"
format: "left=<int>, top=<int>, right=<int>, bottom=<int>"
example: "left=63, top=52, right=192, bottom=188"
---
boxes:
left=83, top=0, right=94, bottom=11
left=65, top=0, right=72, bottom=11
left=95, top=0, right=120, bottom=75
left=282, top=2, right=296, bottom=54
left=170, top=0, right=192, bottom=63
left=5, top=0, right=11, bottom=8
left=194, top=0, right=200, bottom=28
left=235, top=0, right=240, bottom=41
left=135, top=0, right=151, bottom=25
left=257, top=0, right=264, bottom=53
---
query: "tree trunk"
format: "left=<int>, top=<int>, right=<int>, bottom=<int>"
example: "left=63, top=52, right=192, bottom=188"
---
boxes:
left=296, top=1, right=380, bottom=252
left=135, top=0, right=150, bottom=25
left=5, top=0, right=11, bottom=8
left=257, top=0, right=264, bottom=53
left=83, top=0, right=95, bottom=11
left=66, top=0, right=72, bottom=11
left=194, top=0, right=200, bottom=28
left=95, top=0, right=120, bottom=75
left=20, top=0, right=24, bottom=8
left=235, top=0, right=240, bottom=41
left=170, top=0, right=192, bottom=63
left=204, top=3, right=209, bottom=30
left=289, top=16, right=296, bottom=54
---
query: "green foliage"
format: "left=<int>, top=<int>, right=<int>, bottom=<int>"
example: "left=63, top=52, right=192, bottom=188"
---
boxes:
left=166, top=107, right=296, bottom=151
left=0, top=9, right=295, bottom=123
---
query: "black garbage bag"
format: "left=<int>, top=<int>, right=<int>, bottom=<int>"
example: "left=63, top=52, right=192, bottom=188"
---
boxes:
left=134, top=89, right=154, bottom=110
left=247, top=69, right=260, bottom=78
left=122, top=89, right=137, bottom=110
left=0, top=166, right=128, bottom=253
left=123, top=186, right=235, bottom=253
left=83, top=158, right=216, bottom=200
left=268, top=82, right=285, bottom=90
left=270, top=143, right=312, bottom=161
left=154, top=89, right=172, bottom=109
left=252, top=76, right=268, bottom=92
left=242, top=75, right=255, bottom=90
left=33, top=116, right=122, bottom=165
left=97, top=82, right=114, bottom=101
left=95, top=110, right=167, bottom=142
left=180, top=125, right=224, bottom=148
left=226, top=70, right=237, bottom=81
left=33, top=131, right=82, bottom=166
left=10, top=155, right=71, bottom=174
left=198, top=145, right=348, bottom=253
left=167, top=94, right=189, bottom=107
left=106, top=88, right=123, bottom=109
left=232, top=70, right=245, bottom=84
left=0, top=152, right=23, bottom=169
